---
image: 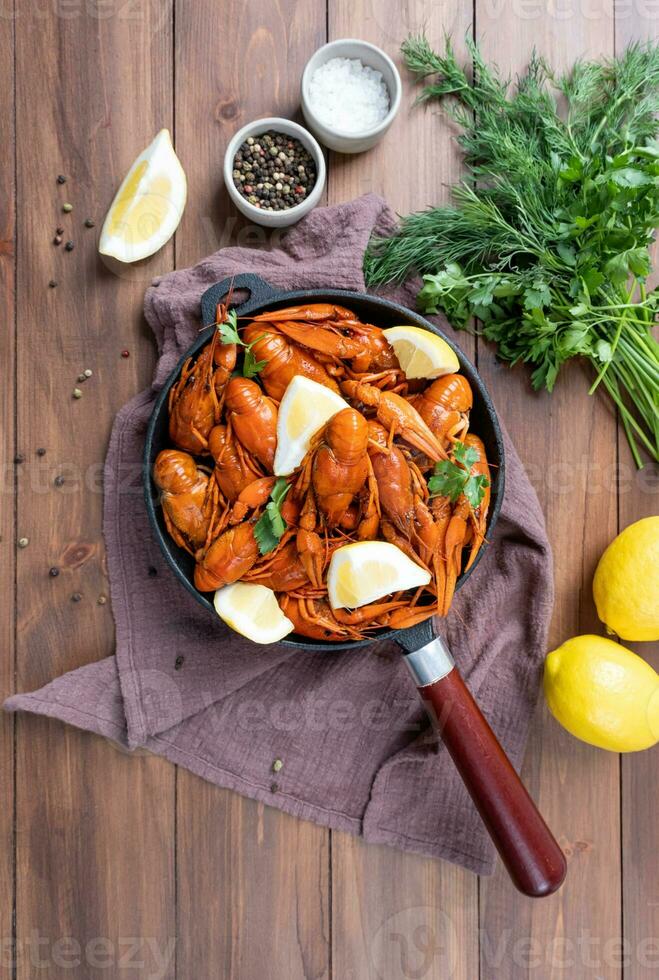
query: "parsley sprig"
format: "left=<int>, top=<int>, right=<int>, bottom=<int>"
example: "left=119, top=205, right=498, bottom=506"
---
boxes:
left=243, top=347, right=267, bottom=379
left=365, top=37, right=659, bottom=467
left=428, top=441, right=490, bottom=508
left=253, top=478, right=290, bottom=555
left=216, top=309, right=266, bottom=379
left=217, top=308, right=241, bottom=346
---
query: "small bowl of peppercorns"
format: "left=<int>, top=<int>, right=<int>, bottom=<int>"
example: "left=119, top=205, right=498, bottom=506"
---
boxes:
left=223, top=117, right=326, bottom=228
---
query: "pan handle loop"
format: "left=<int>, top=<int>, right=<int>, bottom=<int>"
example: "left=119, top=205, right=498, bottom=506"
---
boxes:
left=200, top=274, right=279, bottom=326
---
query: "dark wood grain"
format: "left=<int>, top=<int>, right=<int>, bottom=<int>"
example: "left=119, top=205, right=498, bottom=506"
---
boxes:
left=13, top=3, right=176, bottom=977
left=327, top=2, right=480, bottom=977
left=172, top=2, right=331, bottom=977
left=615, top=10, right=659, bottom=978
left=177, top=787, right=330, bottom=979
left=4, top=0, right=658, bottom=976
left=174, top=0, right=326, bottom=259
left=0, top=7, right=16, bottom=975
left=619, top=497, right=659, bottom=980
left=332, top=834, right=478, bottom=980
left=475, top=5, right=623, bottom=977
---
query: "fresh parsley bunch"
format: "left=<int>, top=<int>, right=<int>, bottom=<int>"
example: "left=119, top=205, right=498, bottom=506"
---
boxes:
left=365, top=37, right=659, bottom=466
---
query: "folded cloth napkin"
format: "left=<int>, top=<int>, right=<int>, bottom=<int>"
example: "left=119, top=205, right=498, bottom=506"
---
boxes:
left=5, top=194, right=553, bottom=876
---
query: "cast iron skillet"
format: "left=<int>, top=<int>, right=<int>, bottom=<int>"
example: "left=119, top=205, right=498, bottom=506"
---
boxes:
left=144, top=273, right=505, bottom=650
left=143, top=273, right=566, bottom=899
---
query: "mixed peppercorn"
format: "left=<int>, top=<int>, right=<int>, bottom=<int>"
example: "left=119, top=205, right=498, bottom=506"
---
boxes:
left=232, top=130, right=317, bottom=212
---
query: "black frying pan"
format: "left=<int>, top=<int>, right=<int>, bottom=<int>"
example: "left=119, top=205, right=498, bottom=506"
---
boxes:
left=144, top=273, right=505, bottom=648
left=143, top=274, right=566, bottom=897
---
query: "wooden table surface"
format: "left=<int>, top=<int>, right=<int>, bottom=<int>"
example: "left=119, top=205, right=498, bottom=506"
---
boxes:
left=2, top=1, right=658, bottom=977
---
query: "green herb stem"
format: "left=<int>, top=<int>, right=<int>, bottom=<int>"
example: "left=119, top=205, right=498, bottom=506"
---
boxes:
left=366, top=35, right=659, bottom=466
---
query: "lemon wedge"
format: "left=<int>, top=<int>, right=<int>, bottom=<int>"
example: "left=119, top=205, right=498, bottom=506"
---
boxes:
left=214, top=582, right=294, bottom=644
left=383, top=325, right=460, bottom=380
left=273, top=376, right=349, bottom=476
left=327, top=541, right=431, bottom=610
left=99, top=129, right=186, bottom=263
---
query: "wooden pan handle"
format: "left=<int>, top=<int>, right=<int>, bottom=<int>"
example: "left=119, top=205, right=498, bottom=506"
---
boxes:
left=406, top=641, right=567, bottom=897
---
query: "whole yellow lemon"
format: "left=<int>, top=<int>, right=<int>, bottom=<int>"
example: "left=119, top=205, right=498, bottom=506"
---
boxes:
left=544, top=635, right=659, bottom=752
left=593, top=516, right=659, bottom=642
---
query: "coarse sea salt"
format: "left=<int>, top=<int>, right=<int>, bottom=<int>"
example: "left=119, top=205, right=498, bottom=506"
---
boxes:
left=308, top=57, right=390, bottom=134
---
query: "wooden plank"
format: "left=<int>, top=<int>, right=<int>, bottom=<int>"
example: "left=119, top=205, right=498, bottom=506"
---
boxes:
left=328, top=3, right=471, bottom=222
left=173, top=2, right=331, bottom=977
left=177, top=786, right=330, bottom=978
left=0, top=7, right=16, bottom=976
left=332, top=834, right=477, bottom=980
left=618, top=472, right=659, bottom=980
left=614, top=10, right=659, bottom=979
left=327, top=3, right=480, bottom=979
left=14, top=4, right=176, bottom=978
left=173, top=0, right=326, bottom=256
left=474, top=5, right=622, bottom=977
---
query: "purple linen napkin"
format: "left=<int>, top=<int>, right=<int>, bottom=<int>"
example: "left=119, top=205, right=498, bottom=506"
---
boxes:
left=5, top=194, right=553, bottom=876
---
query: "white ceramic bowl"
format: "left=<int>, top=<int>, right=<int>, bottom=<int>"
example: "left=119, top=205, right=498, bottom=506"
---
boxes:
left=301, top=39, right=402, bottom=154
left=223, top=117, right=326, bottom=228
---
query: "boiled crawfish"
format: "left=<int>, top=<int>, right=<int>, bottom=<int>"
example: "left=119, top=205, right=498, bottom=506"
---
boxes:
left=414, top=374, right=473, bottom=446
left=194, top=521, right=260, bottom=592
left=295, top=408, right=378, bottom=585
left=224, top=377, right=278, bottom=472
left=168, top=305, right=237, bottom=453
left=208, top=423, right=261, bottom=501
left=158, top=299, right=492, bottom=634
left=243, top=535, right=310, bottom=592
left=342, top=380, right=447, bottom=462
left=249, top=303, right=403, bottom=388
left=153, top=449, right=218, bottom=554
left=278, top=592, right=369, bottom=641
left=367, top=421, right=438, bottom=569
left=242, top=322, right=341, bottom=401
left=440, top=433, right=491, bottom=615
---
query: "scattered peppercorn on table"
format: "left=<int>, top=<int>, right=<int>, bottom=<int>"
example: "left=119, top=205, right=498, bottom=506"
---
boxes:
left=3, top=2, right=657, bottom=978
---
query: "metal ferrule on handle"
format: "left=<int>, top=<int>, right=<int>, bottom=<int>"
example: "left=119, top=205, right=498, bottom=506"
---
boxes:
left=404, top=636, right=455, bottom=687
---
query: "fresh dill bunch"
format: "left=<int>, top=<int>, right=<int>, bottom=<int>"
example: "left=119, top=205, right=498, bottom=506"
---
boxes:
left=365, top=36, right=659, bottom=466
